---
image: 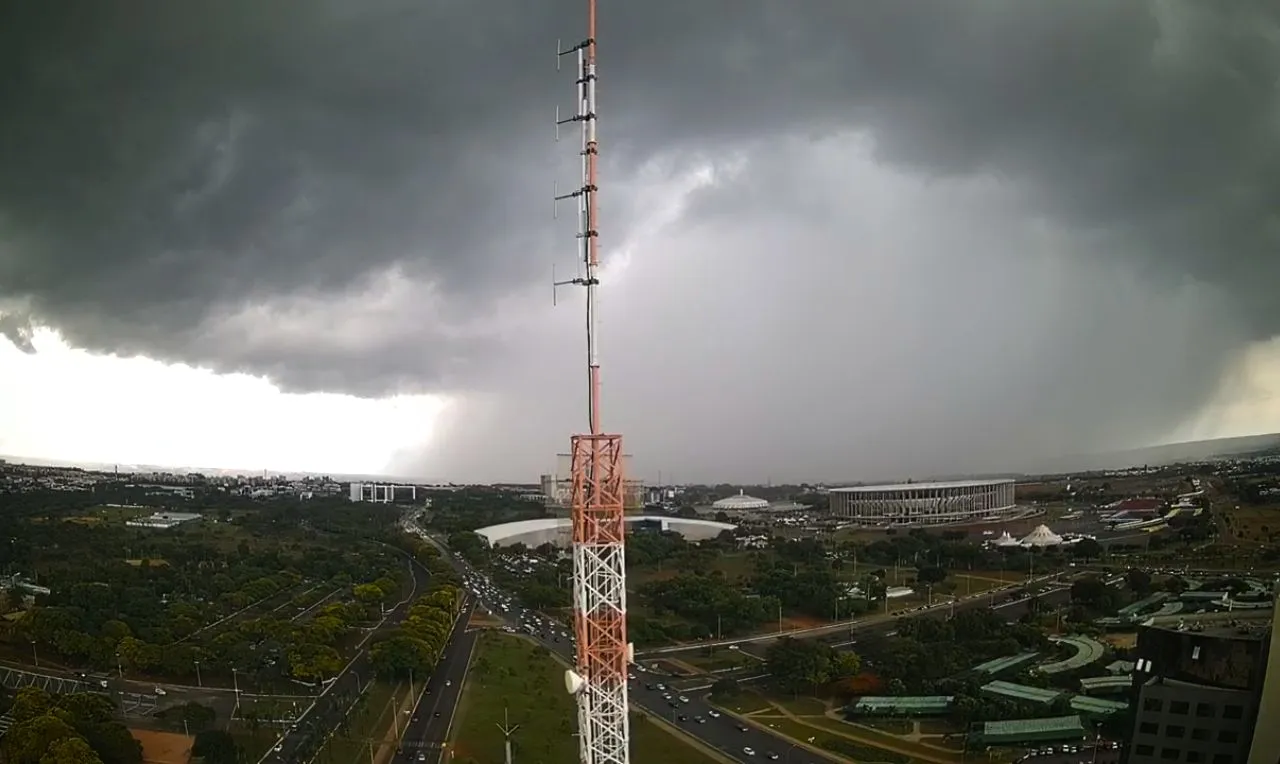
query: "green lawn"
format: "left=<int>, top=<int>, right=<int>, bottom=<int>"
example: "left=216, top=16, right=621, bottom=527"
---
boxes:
left=453, top=633, right=722, bottom=764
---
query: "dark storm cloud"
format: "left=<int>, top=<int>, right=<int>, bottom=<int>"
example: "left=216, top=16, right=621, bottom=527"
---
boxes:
left=2, top=0, right=1279, bottom=398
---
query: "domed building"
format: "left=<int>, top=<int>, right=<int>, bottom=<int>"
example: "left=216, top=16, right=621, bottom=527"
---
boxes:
left=712, top=489, right=770, bottom=512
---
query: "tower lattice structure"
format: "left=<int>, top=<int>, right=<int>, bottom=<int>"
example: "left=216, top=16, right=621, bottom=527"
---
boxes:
left=554, top=1, right=632, bottom=763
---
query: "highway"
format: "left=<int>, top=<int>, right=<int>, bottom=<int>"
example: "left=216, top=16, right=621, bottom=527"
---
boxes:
left=404, top=522, right=1085, bottom=764
left=396, top=604, right=479, bottom=763
left=262, top=551, right=436, bottom=763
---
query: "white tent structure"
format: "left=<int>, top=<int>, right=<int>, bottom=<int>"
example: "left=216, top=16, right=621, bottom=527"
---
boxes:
left=1019, top=524, right=1064, bottom=547
left=992, top=531, right=1021, bottom=548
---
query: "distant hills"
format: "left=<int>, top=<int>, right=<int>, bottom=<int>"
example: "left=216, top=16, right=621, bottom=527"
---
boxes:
left=6, top=431, right=1280, bottom=484
left=1025, top=432, right=1280, bottom=476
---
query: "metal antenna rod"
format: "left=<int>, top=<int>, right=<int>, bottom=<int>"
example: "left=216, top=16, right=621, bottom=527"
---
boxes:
left=553, top=2, right=632, bottom=764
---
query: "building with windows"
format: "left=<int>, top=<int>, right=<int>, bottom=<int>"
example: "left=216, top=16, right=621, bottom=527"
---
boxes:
left=828, top=479, right=1016, bottom=525
left=1127, top=604, right=1276, bottom=764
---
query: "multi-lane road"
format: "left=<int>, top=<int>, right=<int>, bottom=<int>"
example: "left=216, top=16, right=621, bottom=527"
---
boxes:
left=396, top=605, right=479, bottom=763
left=263, top=552, right=436, bottom=763
left=406, top=527, right=1083, bottom=764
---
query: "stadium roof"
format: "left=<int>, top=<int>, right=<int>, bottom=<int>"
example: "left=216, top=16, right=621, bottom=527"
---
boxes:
left=830, top=478, right=1015, bottom=493
left=474, top=515, right=736, bottom=545
left=981, top=681, right=1063, bottom=704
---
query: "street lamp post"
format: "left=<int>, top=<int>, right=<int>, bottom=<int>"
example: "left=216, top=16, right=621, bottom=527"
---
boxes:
left=193, top=659, right=202, bottom=688
left=29, top=640, right=38, bottom=669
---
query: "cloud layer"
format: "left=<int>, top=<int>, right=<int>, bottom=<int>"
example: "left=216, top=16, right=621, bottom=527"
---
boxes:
left=3, top=1, right=1278, bottom=479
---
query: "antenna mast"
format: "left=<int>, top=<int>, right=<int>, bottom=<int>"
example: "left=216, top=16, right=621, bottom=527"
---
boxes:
left=553, top=0, right=632, bottom=763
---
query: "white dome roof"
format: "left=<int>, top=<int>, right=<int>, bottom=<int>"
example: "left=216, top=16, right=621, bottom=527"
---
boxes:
left=993, top=531, right=1021, bottom=547
left=712, top=490, right=770, bottom=511
left=1020, top=524, right=1064, bottom=547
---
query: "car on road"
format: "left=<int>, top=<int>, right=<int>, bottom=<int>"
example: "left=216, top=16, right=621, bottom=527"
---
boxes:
left=743, top=747, right=755, bottom=756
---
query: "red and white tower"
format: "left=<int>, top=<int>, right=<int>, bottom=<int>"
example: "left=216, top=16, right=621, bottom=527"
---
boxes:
left=554, top=1, right=632, bottom=763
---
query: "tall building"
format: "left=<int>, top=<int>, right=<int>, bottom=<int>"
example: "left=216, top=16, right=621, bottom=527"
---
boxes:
left=1127, top=601, right=1276, bottom=764
left=541, top=455, right=643, bottom=511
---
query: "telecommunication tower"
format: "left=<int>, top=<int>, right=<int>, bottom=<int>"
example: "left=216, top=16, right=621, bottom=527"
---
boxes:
left=552, top=0, right=633, bottom=762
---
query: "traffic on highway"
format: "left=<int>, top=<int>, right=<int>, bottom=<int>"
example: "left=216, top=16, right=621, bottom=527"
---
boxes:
left=407, top=522, right=1078, bottom=764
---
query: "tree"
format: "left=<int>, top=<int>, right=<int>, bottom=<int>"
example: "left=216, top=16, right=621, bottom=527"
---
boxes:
left=764, top=637, right=859, bottom=695
left=191, top=731, right=240, bottom=764
left=1126, top=569, right=1153, bottom=595
left=916, top=566, right=947, bottom=586
left=39, top=736, right=103, bottom=764
left=2, top=714, right=81, bottom=764
left=1072, top=538, right=1102, bottom=559
left=352, top=583, right=385, bottom=605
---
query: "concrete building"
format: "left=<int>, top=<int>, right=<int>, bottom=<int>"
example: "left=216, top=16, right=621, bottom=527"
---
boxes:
left=1127, top=605, right=1276, bottom=764
left=349, top=483, right=417, bottom=503
left=474, top=515, right=735, bottom=549
left=828, top=479, right=1016, bottom=525
left=540, top=458, right=644, bottom=511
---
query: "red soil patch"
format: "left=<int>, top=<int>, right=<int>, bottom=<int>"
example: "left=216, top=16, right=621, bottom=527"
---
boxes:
left=130, top=729, right=192, bottom=764
left=780, top=615, right=826, bottom=630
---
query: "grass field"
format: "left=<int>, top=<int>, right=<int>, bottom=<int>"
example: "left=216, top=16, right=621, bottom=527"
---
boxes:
left=452, top=633, right=722, bottom=764
left=1224, top=507, right=1280, bottom=544
left=719, top=695, right=965, bottom=764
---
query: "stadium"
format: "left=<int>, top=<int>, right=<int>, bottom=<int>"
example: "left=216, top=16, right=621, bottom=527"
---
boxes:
left=829, top=479, right=1016, bottom=526
left=474, top=515, right=736, bottom=548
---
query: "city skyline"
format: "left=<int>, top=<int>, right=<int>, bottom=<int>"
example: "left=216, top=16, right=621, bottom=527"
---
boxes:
left=5, top=2, right=1280, bottom=482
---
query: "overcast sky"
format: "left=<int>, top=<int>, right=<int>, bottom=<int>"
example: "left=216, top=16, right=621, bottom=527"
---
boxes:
left=3, top=1, right=1280, bottom=483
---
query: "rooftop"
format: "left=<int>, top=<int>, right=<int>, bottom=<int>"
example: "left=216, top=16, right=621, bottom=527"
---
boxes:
left=1069, top=696, right=1129, bottom=715
left=981, top=715, right=1084, bottom=737
left=831, top=478, right=1015, bottom=493
left=850, top=696, right=953, bottom=711
left=981, top=680, right=1063, bottom=704
left=972, top=651, right=1040, bottom=675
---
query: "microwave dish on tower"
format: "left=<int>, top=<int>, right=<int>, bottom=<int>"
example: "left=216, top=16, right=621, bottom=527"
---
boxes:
left=551, top=1, right=633, bottom=763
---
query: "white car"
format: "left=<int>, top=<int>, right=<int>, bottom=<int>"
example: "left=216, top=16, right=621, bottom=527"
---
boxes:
left=743, top=747, right=755, bottom=757
left=153, top=687, right=167, bottom=696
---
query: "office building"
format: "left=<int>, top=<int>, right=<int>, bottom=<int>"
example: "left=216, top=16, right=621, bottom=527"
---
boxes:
left=1128, top=603, right=1275, bottom=764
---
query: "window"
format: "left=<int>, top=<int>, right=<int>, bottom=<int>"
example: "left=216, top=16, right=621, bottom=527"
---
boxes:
left=1144, top=697, right=1164, bottom=712
left=1186, top=752, right=1202, bottom=763
left=1195, top=703, right=1214, bottom=718
left=1218, top=730, right=1238, bottom=744
left=1140, top=722, right=1159, bottom=734
left=1170, top=700, right=1190, bottom=715
left=1160, top=749, right=1179, bottom=761
left=1191, top=728, right=1210, bottom=741
left=1213, top=755, right=1233, bottom=764
left=1223, top=704, right=1244, bottom=719
left=1135, top=745, right=1154, bottom=756
left=1165, top=725, right=1185, bottom=738
left=1192, top=645, right=1201, bottom=660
